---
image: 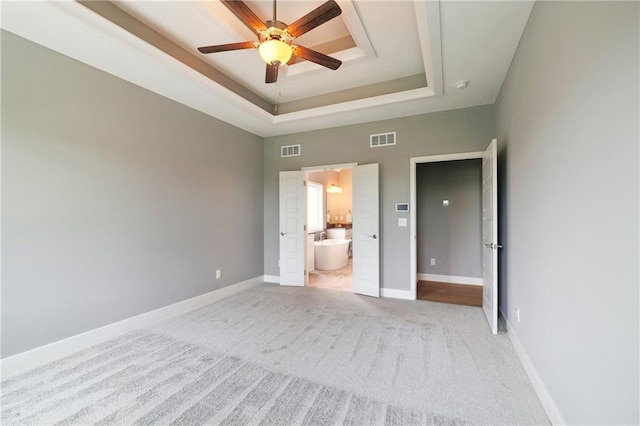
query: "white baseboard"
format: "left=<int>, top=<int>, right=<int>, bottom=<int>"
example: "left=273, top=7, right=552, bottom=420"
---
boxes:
left=500, top=308, right=566, bottom=425
left=264, top=275, right=280, bottom=283
left=1, top=276, right=265, bottom=379
left=381, top=288, right=415, bottom=300
left=417, top=273, right=482, bottom=286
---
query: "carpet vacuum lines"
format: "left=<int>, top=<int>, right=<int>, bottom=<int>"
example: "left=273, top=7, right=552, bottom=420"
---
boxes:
left=1, top=284, right=549, bottom=425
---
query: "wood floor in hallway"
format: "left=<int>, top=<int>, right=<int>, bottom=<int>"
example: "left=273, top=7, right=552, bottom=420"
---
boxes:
left=417, top=280, right=482, bottom=307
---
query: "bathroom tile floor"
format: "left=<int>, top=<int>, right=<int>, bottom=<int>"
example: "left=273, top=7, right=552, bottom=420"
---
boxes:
left=307, top=259, right=352, bottom=292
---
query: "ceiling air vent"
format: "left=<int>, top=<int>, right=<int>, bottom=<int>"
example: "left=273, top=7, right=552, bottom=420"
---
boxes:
left=281, top=144, right=301, bottom=158
left=370, top=132, right=396, bottom=148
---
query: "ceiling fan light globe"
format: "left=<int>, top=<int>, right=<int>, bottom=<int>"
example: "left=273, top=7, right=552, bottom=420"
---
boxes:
left=258, top=39, right=292, bottom=66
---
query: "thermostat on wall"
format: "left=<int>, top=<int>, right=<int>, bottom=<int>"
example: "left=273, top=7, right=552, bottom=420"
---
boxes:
left=395, top=203, right=409, bottom=212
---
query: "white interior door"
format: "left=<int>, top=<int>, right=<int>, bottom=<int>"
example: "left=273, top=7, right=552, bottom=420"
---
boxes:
left=352, top=163, right=380, bottom=297
left=482, top=139, right=499, bottom=334
left=279, top=171, right=304, bottom=286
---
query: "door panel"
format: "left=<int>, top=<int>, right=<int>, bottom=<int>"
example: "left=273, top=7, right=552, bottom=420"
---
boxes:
left=482, top=139, right=499, bottom=334
left=279, top=171, right=304, bottom=286
left=352, top=164, right=380, bottom=297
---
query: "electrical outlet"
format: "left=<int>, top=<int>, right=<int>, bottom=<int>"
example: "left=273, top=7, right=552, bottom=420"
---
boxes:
left=516, top=307, right=521, bottom=323
left=216, top=270, right=221, bottom=279
left=430, top=258, right=436, bottom=266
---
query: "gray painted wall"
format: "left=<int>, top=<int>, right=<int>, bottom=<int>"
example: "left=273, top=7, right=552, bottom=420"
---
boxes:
left=1, top=31, right=264, bottom=358
left=495, top=2, right=639, bottom=424
left=264, top=106, right=494, bottom=290
left=416, top=160, right=482, bottom=277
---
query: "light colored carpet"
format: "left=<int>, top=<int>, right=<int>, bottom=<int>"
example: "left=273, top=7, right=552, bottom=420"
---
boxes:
left=1, top=284, right=549, bottom=425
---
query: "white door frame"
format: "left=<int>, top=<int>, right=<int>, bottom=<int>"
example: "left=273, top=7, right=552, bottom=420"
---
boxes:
left=301, top=162, right=358, bottom=173
left=409, top=151, right=485, bottom=299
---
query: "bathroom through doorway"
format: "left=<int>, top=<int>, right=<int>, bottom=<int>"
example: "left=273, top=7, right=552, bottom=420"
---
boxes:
left=305, top=164, right=354, bottom=292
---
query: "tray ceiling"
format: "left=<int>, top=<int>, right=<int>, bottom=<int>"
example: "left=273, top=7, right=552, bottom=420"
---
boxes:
left=1, top=1, right=534, bottom=137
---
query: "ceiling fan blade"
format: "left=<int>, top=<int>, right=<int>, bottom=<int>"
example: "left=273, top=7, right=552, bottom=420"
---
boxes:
left=221, top=0, right=268, bottom=36
left=286, top=0, right=342, bottom=38
left=266, top=64, right=279, bottom=83
left=197, top=41, right=256, bottom=54
left=293, top=45, right=342, bottom=70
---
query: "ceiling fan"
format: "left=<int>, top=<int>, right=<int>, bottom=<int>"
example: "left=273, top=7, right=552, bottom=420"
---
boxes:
left=198, top=0, right=343, bottom=84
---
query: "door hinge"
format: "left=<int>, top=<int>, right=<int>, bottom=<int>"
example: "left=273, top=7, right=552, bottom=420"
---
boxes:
left=304, top=225, right=307, bottom=231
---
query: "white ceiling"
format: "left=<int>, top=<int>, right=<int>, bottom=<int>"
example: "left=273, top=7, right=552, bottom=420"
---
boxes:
left=1, top=0, right=534, bottom=137
left=112, top=0, right=427, bottom=104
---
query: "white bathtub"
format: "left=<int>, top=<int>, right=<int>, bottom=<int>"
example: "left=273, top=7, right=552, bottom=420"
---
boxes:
left=314, top=239, right=350, bottom=270
left=326, top=228, right=346, bottom=239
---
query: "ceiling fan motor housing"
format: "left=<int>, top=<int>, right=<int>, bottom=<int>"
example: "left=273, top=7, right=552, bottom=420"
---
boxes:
left=260, top=21, right=293, bottom=43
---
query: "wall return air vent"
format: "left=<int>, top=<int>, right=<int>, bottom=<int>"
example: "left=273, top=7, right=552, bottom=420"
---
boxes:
left=370, top=132, right=396, bottom=147
left=281, top=144, right=301, bottom=157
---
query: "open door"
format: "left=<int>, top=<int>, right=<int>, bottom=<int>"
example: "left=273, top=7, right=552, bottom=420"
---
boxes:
left=482, top=139, right=499, bottom=334
left=279, top=171, right=305, bottom=286
left=352, top=163, right=380, bottom=297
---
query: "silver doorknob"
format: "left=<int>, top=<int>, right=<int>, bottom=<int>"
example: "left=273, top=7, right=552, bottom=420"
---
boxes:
left=369, top=234, right=377, bottom=239
left=484, top=243, right=503, bottom=249
left=280, top=232, right=286, bottom=236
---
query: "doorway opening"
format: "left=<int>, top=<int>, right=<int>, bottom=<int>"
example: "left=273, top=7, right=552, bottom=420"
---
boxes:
left=409, top=140, right=499, bottom=334
left=415, top=159, right=483, bottom=307
left=305, top=166, right=354, bottom=292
